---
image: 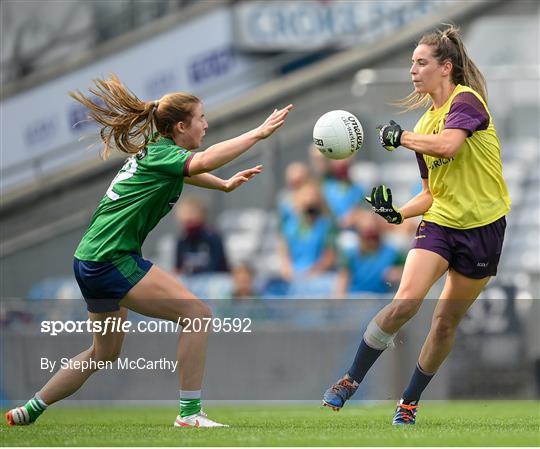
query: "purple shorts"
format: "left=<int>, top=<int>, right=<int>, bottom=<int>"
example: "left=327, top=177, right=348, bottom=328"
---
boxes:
left=411, top=217, right=506, bottom=279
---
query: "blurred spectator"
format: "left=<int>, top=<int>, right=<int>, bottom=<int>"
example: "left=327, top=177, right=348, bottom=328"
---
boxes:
left=230, top=263, right=260, bottom=300
left=308, top=143, right=330, bottom=180
left=335, top=210, right=404, bottom=296
left=308, top=143, right=365, bottom=228
left=322, top=159, right=366, bottom=228
left=175, top=196, right=228, bottom=275
left=383, top=181, right=424, bottom=253
left=278, top=179, right=336, bottom=281
left=277, top=161, right=311, bottom=226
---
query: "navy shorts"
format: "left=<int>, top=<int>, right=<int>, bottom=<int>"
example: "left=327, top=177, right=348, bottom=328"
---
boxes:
left=73, top=254, right=153, bottom=313
left=411, top=217, right=506, bottom=279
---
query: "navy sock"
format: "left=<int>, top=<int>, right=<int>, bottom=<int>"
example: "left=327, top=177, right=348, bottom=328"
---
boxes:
left=347, top=338, right=385, bottom=384
left=402, top=363, right=435, bottom=404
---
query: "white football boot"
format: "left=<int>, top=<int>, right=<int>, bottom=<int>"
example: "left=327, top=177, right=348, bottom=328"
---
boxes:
left=6, top=406, right=32, bottom=425
left=173, top=410, right=228, bottom=428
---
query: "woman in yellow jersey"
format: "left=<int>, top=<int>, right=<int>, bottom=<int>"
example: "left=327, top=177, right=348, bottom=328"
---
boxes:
left=6, top=74, right=293, bottom=428
left=322, top=25, right=510, bottom=425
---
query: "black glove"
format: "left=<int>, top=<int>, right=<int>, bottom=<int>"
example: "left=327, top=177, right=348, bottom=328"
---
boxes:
left=377, top=120, right=403, bottom=151
left=365, top=185, right=403, bottom=224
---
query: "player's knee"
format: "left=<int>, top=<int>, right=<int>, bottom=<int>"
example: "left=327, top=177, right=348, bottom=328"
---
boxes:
left=196, top=302, right=213, bottom=320
left=431, top=315, right=458, bottom=342
left=90, top=345, right=122, bottom=365
left=389, top=299, right=421, bottom=322
left=184, top=300, right=212, bottom=321
left=364, top=320, right=396, bottom=350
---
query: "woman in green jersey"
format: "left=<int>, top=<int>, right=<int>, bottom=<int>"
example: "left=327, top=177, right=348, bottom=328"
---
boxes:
left=323, top=25, right=510, bottom=425
left=7, top=74, right=292, bottom=428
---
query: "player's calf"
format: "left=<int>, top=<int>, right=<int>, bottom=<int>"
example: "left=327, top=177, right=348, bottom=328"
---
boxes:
left=322, top=320, right=396, bottom=411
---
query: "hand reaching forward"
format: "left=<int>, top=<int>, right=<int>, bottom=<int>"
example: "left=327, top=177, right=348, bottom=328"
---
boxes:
left=223, top=165, right=263, bottom=192
left=256, top=104, right=294, bottom=139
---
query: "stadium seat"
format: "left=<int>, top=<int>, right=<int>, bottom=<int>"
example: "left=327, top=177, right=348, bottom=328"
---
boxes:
left=218, top=208, right=269, bottom=235
left=224, top=232, right=260, bottom=266
left=27, top=277, right=81, bottom=300
left=349, top=161, right=380, bottom=190
left=178, top=273, right=233, bottom=300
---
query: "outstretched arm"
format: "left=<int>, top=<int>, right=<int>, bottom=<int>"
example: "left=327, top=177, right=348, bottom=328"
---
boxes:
left=185, top=165, right=263, bottom=192
left=188, top=105, right=293, bottom=176
left=184, top=173, right=226, bottom=190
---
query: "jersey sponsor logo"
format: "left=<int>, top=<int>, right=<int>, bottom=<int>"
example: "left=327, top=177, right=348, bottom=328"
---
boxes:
left=429, top=157, right=454, bottom=171
left=477, top=262, right=489, bottom=267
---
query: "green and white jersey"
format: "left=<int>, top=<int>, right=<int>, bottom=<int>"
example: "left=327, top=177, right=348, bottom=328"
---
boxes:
left=75, top=135, right=193, bottom=262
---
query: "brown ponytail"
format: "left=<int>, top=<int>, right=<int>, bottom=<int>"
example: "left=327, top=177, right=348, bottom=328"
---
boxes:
left=70, top=74, right=200, bottom=159
left=397, top=24, right=487, bottom=111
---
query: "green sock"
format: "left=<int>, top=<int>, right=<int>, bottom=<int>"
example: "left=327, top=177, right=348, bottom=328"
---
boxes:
left=179, top=389, right=201, bottom=417
left=180, top=398, right=201, bottom=417
left=24, top=396, right=48, bottom=422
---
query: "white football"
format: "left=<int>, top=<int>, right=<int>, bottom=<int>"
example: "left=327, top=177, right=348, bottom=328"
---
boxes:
left=312, top=110, right=364, bottom=160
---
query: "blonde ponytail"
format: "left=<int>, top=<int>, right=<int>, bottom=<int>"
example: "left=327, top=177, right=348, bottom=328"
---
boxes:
left=70, top=74, right=200, bottom=159
left=70, top=74, right=156, bottom=159
left=442, top=25, right=487, bottom=102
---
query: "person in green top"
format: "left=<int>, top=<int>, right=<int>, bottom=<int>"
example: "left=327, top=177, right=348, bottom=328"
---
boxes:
left=6, top=74, right=293, bottom=428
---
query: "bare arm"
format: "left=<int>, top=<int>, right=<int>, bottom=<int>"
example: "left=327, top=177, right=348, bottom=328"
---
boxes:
left=184, top=165, right=263, bottom=192
left=185, top=173, right=226, bottom=190
left=188, top=105, right=293, bottom=176
left=399, top=178, right=433, bottom=220
left=400, top=128, right=468, bottom=159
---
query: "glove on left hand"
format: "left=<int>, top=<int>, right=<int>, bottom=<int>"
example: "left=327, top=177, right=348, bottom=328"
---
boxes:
left=377, top=120, right=403, bottom=151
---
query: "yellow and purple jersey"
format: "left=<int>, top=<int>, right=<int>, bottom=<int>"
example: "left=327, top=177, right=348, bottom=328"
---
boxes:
left=414, top=84, right=511, bottom=229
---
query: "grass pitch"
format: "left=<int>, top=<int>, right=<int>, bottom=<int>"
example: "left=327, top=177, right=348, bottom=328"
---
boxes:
left=1, top=401, right=539, bottom=446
